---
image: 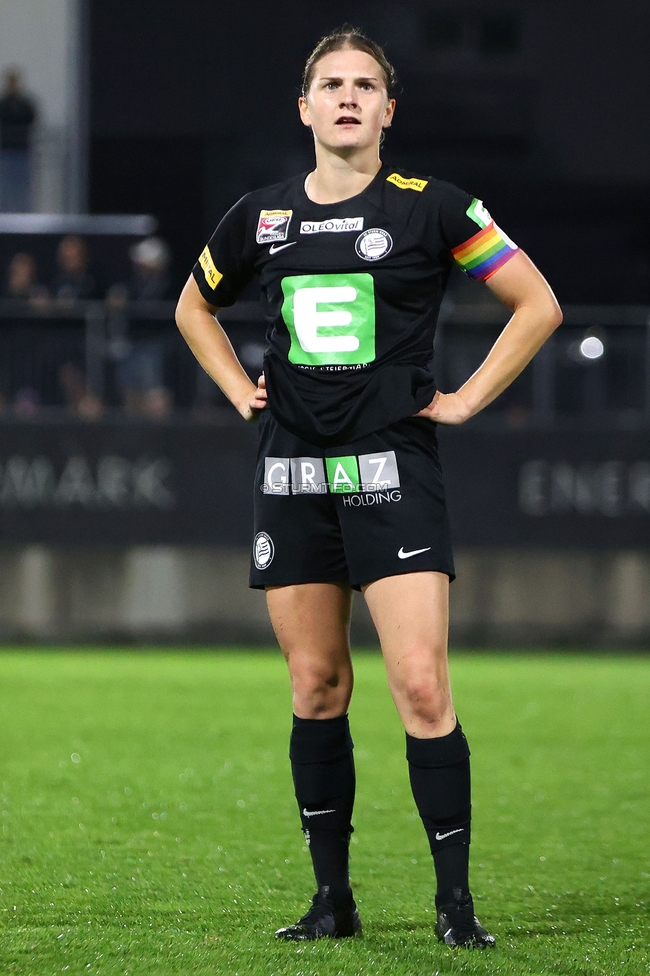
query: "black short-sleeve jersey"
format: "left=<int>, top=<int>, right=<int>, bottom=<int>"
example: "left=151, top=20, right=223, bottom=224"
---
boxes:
left=192, top=163, right=518, bottom=445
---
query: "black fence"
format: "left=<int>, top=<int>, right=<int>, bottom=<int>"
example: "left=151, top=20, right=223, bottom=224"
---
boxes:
left=436, top=303, right=650, bottom=424
left=0, top=299, right=264, bottom=418
left=1, top=300, right=649, bottom=424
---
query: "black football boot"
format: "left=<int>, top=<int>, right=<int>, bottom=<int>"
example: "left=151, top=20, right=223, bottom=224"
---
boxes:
left=275, top=886, right=362, bottom=941
left=435, top=890, right=495, bottom=948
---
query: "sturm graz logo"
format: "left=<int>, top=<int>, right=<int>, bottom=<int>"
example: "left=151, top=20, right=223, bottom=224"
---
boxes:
left=253, top=531, right=275, bottom=570
left=355, top=228, right=393, bottom=261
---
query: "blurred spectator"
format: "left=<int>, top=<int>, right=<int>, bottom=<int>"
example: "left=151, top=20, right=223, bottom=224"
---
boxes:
left=0, top=67, right=37, bottom=212
left=129, top=236, right=172, bottom=301
left=113, top=339, right=172, bottom=417
left=59, top=362, right=103, bottom=421
left=51, top=235, right=100, bottom=302
left=106, top=236, right=173, bottom=306
left=3, top=251, right=48, bottom=307
left=13, top=386, right=40, bottom=420
left=106, top=236, right=173, bottom=419
left=4, top=251, right=36, bottom=297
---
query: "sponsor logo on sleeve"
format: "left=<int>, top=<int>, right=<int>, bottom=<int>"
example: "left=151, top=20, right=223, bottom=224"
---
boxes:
left=198, top=246, right=223, bottom=290
left=300, top=217, right=364, bottom=234
left=386, top=173, right=428, bottom=192
left=256, top=210, right=293, bottom=244
left=355, top=228, right=393, bottom=262
left=466, top=198, right=492, bottom=229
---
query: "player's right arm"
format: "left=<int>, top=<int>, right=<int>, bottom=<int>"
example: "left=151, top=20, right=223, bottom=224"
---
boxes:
left=175, top=275, right=267, bottom=421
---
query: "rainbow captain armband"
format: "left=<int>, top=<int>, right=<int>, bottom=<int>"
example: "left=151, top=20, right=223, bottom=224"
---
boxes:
left=452, top=202, right=519, bottom=281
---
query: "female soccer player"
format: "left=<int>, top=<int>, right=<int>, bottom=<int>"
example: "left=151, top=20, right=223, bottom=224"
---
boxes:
left=176, top=27, right=562, bottom=948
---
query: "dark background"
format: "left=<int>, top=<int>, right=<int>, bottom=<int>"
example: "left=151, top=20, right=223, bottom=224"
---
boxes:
left=2, top=421, right=648, bottom=547
left=89, top=0, right=650, bottom=305
left=2, top=2, right=648, bottom=642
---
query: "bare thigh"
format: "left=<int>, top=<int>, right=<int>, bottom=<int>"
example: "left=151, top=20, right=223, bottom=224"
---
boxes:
left=266, top=582, right=354, bottom=720
left=363, top=571, right=455, bottom=738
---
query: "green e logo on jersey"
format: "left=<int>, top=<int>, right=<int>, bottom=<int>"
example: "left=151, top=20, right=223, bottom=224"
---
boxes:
left=281, top=273, right=376, bottom=366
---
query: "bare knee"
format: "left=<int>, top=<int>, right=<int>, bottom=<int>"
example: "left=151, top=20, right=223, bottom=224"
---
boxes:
left=290, top=663, right=352, bottom=719
left=292, top=664, right=343, bottom=697
left=392, top=659, right=454, bottom=732
left=405, top=680, right=448, bottom=719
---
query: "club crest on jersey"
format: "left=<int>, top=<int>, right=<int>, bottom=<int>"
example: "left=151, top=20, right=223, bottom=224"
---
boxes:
left=300, top=217, right=364, bottom=234
left=355, top=228, right=393, bottom=262
left=256, top=210, right=292, bottom=244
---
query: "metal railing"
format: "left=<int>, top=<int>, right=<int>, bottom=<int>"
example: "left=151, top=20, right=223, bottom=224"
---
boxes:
left=0, top=299, right=649, bottom=424
left=436, top=303, right=650, bottom=425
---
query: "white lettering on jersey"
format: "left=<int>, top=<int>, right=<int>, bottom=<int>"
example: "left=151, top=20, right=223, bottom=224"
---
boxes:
left=300, top=217, right=364, bottom=234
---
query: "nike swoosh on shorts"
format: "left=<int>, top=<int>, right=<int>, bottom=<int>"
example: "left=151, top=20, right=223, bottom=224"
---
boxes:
left=398, top=546, right=432, bottom=559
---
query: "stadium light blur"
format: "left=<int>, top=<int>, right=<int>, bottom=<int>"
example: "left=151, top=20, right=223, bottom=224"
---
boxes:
left=578, top=335, right=605, bottom=360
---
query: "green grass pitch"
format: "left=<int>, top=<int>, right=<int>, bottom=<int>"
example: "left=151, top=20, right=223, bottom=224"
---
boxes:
left=0, top=650, right=648, bottom=976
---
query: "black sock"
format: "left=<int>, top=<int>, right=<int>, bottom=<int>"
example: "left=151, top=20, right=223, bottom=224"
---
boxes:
left=406, top=722, right=472, bottom=905
left=290, top=714, right=355, bottom=904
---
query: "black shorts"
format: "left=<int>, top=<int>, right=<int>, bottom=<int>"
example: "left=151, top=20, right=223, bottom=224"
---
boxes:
left=249, top=412, right=455, bottom=590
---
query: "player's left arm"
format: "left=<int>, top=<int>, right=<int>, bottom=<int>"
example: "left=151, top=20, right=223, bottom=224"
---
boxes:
left=418, top=250, right=562, bottom=424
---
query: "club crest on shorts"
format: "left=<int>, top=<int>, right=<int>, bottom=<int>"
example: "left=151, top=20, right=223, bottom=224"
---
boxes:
left=256, top=210, right=292, bottom=244
left=355, top=228, right=393, bottom=261
left=253, top=531, right=275, bottom=570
